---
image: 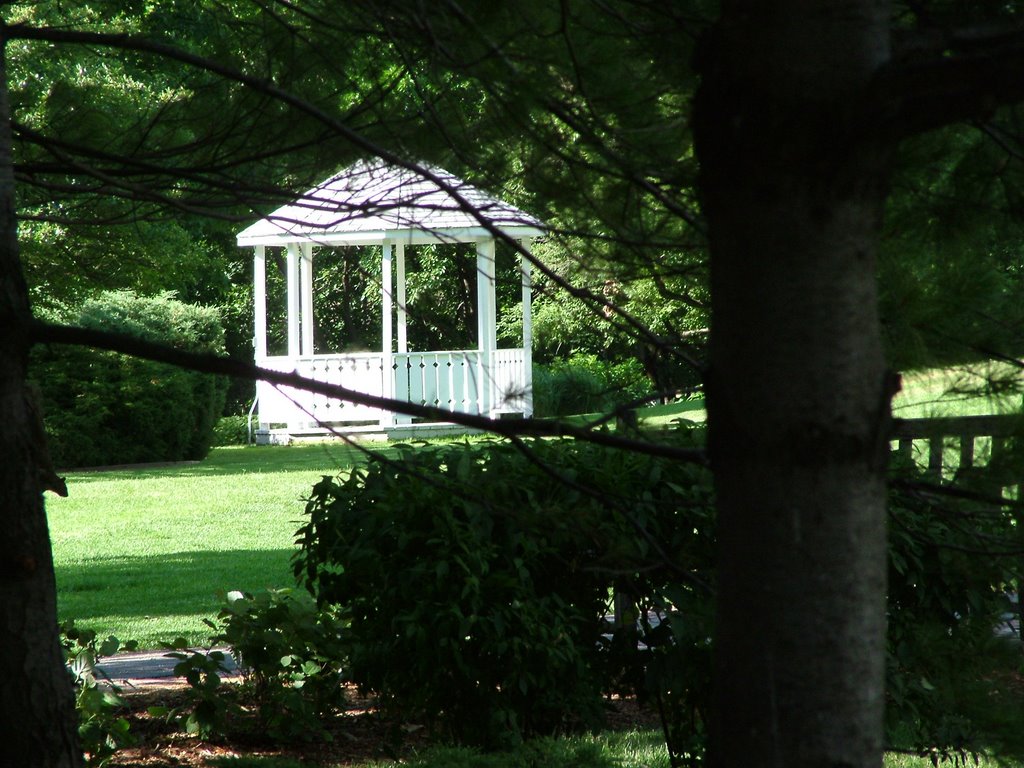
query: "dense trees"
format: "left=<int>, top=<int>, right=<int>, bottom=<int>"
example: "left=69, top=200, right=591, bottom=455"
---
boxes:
left=6, top=1, right=1024, bottom=766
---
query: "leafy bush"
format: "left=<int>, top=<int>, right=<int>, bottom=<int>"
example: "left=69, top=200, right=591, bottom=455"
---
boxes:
left=211, top=415, right=250, bottom=446
left=532, top=354, right=652, bottom=417
left=152, top=639, right=240, bottom=740
left=293, top=435, right=710, bottom=748
left=32, top=290, right=228, bottom=467
left=60, top=621, right=138, bottom=767
left=210, top=589, right=348, bottom=741
left=153, top=590, right=348, bottom=742
left=884, top=477, right=1024, bottom=760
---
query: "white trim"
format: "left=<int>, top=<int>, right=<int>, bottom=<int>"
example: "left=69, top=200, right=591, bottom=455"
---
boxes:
left=237, top=225, right=545, bottom=248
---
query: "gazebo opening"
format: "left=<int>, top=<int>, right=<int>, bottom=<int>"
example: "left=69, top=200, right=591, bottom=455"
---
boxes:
left=237, top=159, right=545, bottom=442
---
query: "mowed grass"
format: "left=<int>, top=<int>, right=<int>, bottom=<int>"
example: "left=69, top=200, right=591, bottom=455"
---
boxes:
left=46, top=363, right=1022, bottom=651
left=48, top=442, right=376, bottom=649
left=893, top=361, right=1024, bottom=418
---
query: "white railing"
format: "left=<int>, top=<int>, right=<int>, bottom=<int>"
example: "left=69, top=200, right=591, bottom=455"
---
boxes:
left=394, top=350, right=482, bottom=414
left=490, top=348, right=531, bottom=414
left=257, top=353, right=385, bottom=428
left=255, top=347, right=529, bottom=430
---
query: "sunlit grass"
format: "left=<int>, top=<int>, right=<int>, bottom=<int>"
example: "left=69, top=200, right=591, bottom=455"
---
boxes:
left=356, top=730, right=671, bottom=768
left=893, top=361, right=1024, bottom=419
left=48, top=442, right=375, bottom=648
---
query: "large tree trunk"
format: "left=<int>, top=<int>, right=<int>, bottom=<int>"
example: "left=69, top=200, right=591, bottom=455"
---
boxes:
left=695, top=3, right=895, bottom=766
left=0, top=33, right=83, bottom=768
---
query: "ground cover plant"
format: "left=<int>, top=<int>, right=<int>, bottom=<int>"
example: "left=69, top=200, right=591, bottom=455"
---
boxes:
left=48, top=442, right=373, bottom=647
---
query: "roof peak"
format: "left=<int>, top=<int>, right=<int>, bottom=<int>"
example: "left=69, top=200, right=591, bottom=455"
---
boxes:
left=237, top=159, right=544, bottom=247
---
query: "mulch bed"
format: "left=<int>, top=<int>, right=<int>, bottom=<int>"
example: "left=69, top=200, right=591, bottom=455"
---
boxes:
left=107, top=683, right=662, bottom=767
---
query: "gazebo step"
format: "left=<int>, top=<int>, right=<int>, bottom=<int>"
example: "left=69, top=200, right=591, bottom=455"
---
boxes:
left=254, top=421, right=480, bottom=445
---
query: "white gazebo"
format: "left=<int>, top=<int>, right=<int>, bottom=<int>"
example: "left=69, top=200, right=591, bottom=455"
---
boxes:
left=237, top=159, right=545, bottom=442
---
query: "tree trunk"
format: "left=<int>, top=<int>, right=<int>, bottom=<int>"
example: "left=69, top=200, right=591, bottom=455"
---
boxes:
left=0, top=32, right=83, bottom=768
left=695, top=3, right=895, bottom=766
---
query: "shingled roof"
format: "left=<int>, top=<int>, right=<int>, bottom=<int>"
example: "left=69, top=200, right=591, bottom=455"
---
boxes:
left=237, top=159, right=545, bottom=247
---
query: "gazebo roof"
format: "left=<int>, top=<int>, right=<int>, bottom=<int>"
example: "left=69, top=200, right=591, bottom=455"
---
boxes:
left=236, top=159, right=545, bottom=247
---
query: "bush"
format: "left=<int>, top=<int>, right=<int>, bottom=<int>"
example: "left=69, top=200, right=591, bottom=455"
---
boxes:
left=211, top=415, right=250, bottom=446
left=211, top=589, right=348, bottom=741
left=532, top=354, right=652, bottom=417
left=293, top=435, right=711, bottom=748
left=61, top=621, right=138, bottom=767
left=32, top=291, right=228, bottom=467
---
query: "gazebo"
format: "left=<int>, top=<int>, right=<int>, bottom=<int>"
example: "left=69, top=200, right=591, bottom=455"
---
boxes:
left=236, top=159, right=545, bottom=442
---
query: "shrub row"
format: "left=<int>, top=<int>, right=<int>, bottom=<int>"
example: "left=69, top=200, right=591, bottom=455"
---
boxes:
left=32, top=290, right=227, bottom=468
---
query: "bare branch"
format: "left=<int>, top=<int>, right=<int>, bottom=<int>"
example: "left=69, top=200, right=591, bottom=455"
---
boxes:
left=29, top=318, right=707, bottom=465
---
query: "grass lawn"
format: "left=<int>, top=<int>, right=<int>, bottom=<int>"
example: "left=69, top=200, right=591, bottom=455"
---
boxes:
left=49, top=366, right=1017, bottom=650
left=48, top=442, right=379, bottom=649
left=894, top=361, right=1024, bottom=418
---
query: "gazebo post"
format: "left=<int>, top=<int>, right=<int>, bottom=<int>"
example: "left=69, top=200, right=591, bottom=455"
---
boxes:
left=253, top=245, right=268, bottom=361
left=396, top=242, right=408, bottom=354
left=285, top=243, right=301, bottom=358
left=380, top=243, right=395, bottom=428
left=300, top=242, right=314, bottom=356
left=394, top=242, right=412, bottom=426
left=476, top=239, right=497, bottom=416
left=253, top=245, right=269, bottom=432
left=519, top=239, right=534, bottom=417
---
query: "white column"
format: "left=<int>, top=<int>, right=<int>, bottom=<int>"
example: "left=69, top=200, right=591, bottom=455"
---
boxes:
left=253, top=245, right=269, bottom=431
left=476, top=239, right=497, bottom=416
left=285, top=242, right=300, bottom=358
left=520, top=239, right=534, bottom=417
left=300, top=242, right=314, bottom=356
left=396, top=242, right=408, bottom=354
left=253, top=246, right=267, bottom=361
left=381, top=243, right=395, bottom=427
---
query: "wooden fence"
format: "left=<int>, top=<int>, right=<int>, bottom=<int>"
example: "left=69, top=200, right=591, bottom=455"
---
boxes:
left=891, top=414, right=1024, bottom=493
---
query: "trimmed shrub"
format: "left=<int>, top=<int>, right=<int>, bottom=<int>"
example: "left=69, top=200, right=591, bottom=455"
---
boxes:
left=293, top=435, right=711, bottom=748
left=32, top=291, right=227, bottom=467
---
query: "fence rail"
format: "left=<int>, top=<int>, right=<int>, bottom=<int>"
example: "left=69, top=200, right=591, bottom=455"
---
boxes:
left=891, top=414, right=1024, bottom=491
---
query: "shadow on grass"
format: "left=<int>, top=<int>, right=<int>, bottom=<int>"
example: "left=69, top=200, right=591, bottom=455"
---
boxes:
left=62, top=441, right=386, bottom=483
left=56, top=547, right=298, bottom=621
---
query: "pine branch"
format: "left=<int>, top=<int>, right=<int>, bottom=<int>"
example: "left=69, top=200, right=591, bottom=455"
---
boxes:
left=29, top=318, right=707, bottom=465
left=872, top=21, right=1024, bottom=137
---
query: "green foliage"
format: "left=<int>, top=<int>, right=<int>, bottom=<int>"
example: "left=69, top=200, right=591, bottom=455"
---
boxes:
left=885, top=476, right=1024, bottom=760
left=211, top=416, right=251, bottom=447
left=151, top=590, right=347, bottom=743
left=293, top=436, right=710, bottom=748
left=60, top=620, right=138, bottom=767
left=32, top=290, right=228, bottom=467
left=636, top=591, right=713, bottom=768
left=150, top=638, right=240, bottom=740
left=210, top=589, right=348, bottom=741
left=533, top=354, right=652, bottom=417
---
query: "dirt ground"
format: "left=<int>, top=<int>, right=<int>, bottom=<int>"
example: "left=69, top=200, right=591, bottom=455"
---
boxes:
left=106, top=682, right=662, bottom=767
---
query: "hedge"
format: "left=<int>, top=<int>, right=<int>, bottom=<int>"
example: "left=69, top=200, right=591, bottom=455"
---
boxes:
left=31, top=290, right=228, bottom=468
